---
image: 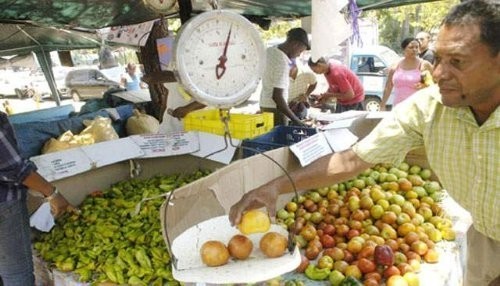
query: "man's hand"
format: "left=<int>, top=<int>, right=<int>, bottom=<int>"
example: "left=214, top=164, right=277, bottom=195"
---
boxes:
left=229, top=181, right=281, bottom=226
left=170, top=107, right=189, bottom=119
left=49, top=193, right=73, bottom=218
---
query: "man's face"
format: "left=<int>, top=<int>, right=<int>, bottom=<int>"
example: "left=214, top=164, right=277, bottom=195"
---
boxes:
left=416, top=32, right=430, bottom=50
left=433, top=24, right=500, bottom=108
left=310, top=63, right=326, bottom=75
left=291, top=42, right=307, bottom=59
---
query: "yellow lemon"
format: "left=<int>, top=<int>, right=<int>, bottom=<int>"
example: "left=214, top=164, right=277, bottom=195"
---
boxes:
left=237, top=209, right=271, bottom=234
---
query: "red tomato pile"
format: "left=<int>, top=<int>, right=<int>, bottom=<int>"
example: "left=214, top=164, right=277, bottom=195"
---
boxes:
left=276, top=162, right=456, bottom=285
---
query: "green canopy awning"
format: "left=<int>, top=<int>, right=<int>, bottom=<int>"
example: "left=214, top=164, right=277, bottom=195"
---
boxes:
left=0, top=0, right=442, bottom=30
left=0, top=22, right=101, bottom=57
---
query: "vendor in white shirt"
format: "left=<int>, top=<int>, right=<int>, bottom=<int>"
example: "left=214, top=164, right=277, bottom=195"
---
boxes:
left=259, top=28, right=310, bottom=127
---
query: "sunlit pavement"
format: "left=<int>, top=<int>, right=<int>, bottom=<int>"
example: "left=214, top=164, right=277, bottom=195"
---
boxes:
left=0, top=97, right=84, bottom=115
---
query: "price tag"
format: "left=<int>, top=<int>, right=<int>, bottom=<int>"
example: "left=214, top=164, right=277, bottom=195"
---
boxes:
left=130, top=132, right=199, bottom=158
left=289, top=133, right=333, bottom=167
left=31, top=148, right=94, bottom=182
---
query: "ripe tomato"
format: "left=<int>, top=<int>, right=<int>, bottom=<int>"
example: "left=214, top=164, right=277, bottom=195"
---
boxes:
left=364, top=278, right=380, bottom=286
left=383, top=265, right=401, bottom=279
left=320, top=234, right=336, bottom=248
left=357, top=258, right=376, bottom=273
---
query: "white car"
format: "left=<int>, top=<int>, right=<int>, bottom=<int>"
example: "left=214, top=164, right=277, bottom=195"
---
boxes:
left=349, top=45, right=400, bottom=111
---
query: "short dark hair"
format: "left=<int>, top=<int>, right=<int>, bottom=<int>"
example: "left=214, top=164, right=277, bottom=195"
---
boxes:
left=286, top=28, right=310, bottom=50
left=307, top=57, right=327, bottom=67
left=401, top=37, right=419, bottom=49
left=442, top=0, right=499, bottom=55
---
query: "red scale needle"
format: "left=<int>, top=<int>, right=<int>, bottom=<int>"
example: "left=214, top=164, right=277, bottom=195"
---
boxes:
left=215, top=26, right=232, bottom=80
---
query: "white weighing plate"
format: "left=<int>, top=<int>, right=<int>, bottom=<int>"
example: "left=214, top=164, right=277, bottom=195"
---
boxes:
left=171, top=215, right=301, bottom=284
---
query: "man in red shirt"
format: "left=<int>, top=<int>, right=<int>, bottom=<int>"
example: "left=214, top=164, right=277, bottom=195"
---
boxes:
left=308, top=57, right=365, bottom=113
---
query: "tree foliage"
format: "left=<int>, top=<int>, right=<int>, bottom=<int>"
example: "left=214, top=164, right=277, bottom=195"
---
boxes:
left=365, top=0, right=459, bottom=53
left=257, top=20, right=301, bottom=43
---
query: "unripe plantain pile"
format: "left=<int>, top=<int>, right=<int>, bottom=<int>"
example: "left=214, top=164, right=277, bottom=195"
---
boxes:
left=34, top=170, right=211, bottom=285
left=276, top=162, right=456, bottom=285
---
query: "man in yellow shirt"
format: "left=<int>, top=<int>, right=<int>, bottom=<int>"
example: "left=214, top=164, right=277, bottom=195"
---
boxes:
left=230, top=1, right=499, bottom=285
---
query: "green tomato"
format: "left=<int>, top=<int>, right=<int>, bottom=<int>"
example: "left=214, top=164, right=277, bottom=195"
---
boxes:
left=329, top=270, right=346, bottom=286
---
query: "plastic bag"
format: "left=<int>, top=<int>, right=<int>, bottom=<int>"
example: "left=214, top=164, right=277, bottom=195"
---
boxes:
left=41, top=131, right=94, bottom=154
left=80, top=116, right=119, bottom=143
left=126, top=109, right=160, bottom=135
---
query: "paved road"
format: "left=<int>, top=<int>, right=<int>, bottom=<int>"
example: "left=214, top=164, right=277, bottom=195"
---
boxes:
left=0, top=97, right=84, bottom=115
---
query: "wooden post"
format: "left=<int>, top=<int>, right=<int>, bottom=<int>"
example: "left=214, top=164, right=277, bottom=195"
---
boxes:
left=139, top=18, right=175, bottom=121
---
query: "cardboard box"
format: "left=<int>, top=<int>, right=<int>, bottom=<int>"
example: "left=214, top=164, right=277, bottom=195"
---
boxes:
left=52, top=156, right=224, bottom=206
left=31, top=155, right=225, bottom=286
left=161, top=114, right=470, bottom=285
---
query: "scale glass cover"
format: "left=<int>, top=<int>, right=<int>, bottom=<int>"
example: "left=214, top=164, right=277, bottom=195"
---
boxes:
left=173, top=10, right=266, bottom=108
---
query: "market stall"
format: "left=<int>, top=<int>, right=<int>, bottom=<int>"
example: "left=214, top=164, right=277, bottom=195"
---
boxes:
left=1, top=0, right=472, bottom=285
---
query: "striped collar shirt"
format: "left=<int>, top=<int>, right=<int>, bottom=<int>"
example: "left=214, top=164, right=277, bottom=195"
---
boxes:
left=0, top=111, right=37, bottom=202
left=353, top=85, right=500, bottom=240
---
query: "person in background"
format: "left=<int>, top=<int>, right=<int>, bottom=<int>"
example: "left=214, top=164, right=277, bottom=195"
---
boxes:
left=416, top=31, right=435, bottom=64
left=259, top=28, right=310, bottom=127
left=120, top=63, right=146, bottom=91
left=380, top=38, right=433, bottom=110
left=158, top=82, right=205, bottom=134
left=1, top=111, right=72, bottom=285
left=287, top=61, right=317, bottom=121
left=229, top=1, right=499, bottom=285
left=308, top=57, right=365, bottom=113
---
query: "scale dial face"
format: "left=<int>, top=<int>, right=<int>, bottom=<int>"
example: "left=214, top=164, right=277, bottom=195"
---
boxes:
left=174, top=10, right=265, bottom=108
left=143, top=0, right=177, bottom=13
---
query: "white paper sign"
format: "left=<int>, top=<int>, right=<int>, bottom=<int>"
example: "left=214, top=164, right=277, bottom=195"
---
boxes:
left=320, top=117, right=360, bottom=130
left=130, top=132, right=199, bottom=158
left=31, top=148, right=94, bottom=182
left=289, top=132, right=333, bottom=167
left=103, top=20, right=155, bottom=46
left=80, top=137, right=144, bottom=168
left=315, top=110, right=367, bottom=123
left=289, top=128, right=359, bottom=167
left=323, top=128, right=359, bottom=152
left=191, top=132, right=239, bottom=165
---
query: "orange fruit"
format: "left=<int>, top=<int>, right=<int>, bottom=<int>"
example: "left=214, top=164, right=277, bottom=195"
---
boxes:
left=237, top=209, right=271, bottom=234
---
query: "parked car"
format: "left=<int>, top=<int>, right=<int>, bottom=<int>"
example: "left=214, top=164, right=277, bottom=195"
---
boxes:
left=349, top=45, right=400, bottom=111
left=65, top=68, right=120, bottom=101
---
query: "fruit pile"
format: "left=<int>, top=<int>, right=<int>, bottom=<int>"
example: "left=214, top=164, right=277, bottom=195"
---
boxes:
left=276, top=162, right=456, bottom=286
left=34, top=170, right=211, bottom=285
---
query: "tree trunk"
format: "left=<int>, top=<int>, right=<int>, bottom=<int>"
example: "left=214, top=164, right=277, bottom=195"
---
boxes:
left=139, top=19, right=171, bottom=121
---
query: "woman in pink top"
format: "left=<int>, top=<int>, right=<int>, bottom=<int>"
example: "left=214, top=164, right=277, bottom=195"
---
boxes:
left=380, top=38, right=433, bottom=110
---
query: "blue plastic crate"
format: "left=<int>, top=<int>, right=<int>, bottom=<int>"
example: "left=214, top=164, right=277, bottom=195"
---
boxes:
left=241, top=125, right=317, bottom=158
